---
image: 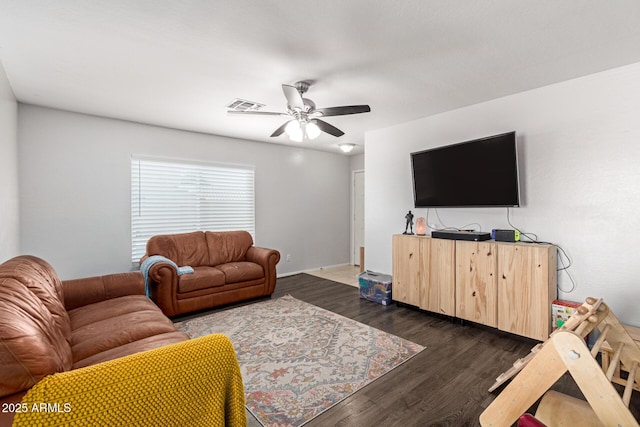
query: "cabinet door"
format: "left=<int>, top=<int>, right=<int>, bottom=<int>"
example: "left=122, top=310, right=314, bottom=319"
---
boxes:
left=497, top=243, right=557, bottom=341
left=455, top=240, right=497, bottom=327
left=421, top=238, right=455, bottom=316
left=392, top=235, right=422, bottom=306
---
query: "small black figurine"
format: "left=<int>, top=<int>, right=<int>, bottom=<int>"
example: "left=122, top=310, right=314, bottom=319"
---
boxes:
left=403, top=210, right=414, bottom=235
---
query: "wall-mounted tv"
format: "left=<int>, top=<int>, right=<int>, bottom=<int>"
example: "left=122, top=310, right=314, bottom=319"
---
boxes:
left=411, top=131, right=520, bottom=208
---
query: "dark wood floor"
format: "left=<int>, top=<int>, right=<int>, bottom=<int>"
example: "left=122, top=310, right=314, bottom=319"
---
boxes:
left=180, top=273, right=640, bottom=427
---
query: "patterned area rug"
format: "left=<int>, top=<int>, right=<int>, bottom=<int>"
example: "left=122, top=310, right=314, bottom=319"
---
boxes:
left=175, top=295, right=425, bottom=427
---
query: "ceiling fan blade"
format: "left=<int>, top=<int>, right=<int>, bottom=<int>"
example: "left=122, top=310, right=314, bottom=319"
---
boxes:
left=270, top=120, right=295, bottom=137
left=282, top=84, right=305, bottom=110
left=314, top=105, right=371, bottom=117
left=313, top=119, right=345, bottom=137
left=227, top=110, right=287, bottom=116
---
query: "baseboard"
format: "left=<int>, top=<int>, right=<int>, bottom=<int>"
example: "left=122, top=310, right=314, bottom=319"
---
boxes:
left=277, top=270, right=308, bottom=278
left=277, top=263, right=353, bottom=278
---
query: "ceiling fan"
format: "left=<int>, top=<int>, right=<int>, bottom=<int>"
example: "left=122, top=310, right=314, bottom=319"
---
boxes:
left=228, top=81, right=371, bottom=142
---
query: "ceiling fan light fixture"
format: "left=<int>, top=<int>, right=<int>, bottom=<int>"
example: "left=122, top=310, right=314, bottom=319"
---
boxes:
left=289, top=130, right=303, bottom=142
left=339, top=143, right=356, bottom=153
left=285, top=120, right=303, bottom=141
left=284, top=119, right=300, bottom=135
left=305, top=121, right=321, bottom=139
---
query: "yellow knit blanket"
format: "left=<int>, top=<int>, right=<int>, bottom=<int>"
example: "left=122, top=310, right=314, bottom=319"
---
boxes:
left=13, top=334, right=246, bottom=426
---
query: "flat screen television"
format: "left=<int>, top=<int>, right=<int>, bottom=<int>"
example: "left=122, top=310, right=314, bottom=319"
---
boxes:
left=411, top=131, right=520, bottom=208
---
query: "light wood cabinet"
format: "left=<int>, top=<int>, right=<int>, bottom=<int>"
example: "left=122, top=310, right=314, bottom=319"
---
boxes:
left=391, top=235, right=455, bottom=315
left=455, top=241, right=497, bottom=327
left=497, top=242, right=557, bottom=341
left=392, top=235, right=557, bottom=341
left=391, top=234, right=422, bottom=306
left=421, top=237, right=456, bottom=316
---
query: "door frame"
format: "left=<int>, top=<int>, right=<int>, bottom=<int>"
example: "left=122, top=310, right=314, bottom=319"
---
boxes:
left=351, top=169, right=365, bottom=267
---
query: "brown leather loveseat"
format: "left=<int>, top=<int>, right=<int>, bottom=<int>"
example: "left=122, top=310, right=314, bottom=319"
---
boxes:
left=0, top=255, right=188, bottom=408
left=141, top=230, right=280, bottom=317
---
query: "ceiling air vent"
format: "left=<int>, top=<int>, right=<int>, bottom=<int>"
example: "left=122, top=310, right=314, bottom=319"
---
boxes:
left=226, top=98, right=265, bottom=112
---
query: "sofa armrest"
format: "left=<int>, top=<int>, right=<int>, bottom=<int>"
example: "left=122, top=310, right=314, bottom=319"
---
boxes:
left=63, top=272, right=145, bottom=311
left=246, top=246, right=280, bottom=295
left=13, top=334, right=246, bottom=427
left=146, top=262, right=180, bottom=316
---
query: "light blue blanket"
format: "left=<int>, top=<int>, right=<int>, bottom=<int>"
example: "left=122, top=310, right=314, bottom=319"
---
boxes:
left=140, top=255, right=194, bottom=297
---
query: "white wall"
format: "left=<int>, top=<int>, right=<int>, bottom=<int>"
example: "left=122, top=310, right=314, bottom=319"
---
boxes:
left=0, top=62, right=19, bottom=263
left=18, top=105, right=351, bottom=279
left=350, top=153, right=364, bottom=172
left=365, top=62, right=640, bottom=326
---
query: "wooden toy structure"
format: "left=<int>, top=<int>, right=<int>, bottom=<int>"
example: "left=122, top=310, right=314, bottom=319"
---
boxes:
left=480, top=297, right=640, bottom=427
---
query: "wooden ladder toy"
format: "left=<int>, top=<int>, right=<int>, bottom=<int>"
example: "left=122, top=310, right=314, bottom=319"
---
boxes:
left=480, top=297, right=640, bottom=427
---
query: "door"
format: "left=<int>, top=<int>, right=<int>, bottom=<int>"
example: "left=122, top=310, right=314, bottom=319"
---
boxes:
left=421, top=238, right=456, bottom=316
left=497, top=243, right=556, bottom=341
left=456, top=240, right=497, bottom=327
left=392, top=235, right=422, bottom=306
left=353, top=170, right=365, bottom=266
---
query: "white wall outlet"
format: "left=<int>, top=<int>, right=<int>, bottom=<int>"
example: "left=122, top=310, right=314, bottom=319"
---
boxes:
left=286, top=254, right=291, bottom=262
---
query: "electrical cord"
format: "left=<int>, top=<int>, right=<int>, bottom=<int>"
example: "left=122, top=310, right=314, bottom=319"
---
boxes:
left=426, top=209, right=435, bottom=230
left=506, top=207, right=538, bottom=241
left=556, top=246, right=577, bottom=293
left=433, top=208, right=449, bottom=230
left=460, top=222, right=482, bottom=232
left=505, top=207, right=576, bottom=293
left=426, top=209, right=452, bottom=230
left=429, top=208, right=481, bottom=232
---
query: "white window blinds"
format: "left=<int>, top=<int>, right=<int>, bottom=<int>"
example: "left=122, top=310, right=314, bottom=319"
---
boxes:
left=131, top=156, right=255, bottom=263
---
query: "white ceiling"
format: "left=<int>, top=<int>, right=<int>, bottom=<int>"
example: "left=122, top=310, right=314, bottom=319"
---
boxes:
left=2, top=1, right=640, bottom=155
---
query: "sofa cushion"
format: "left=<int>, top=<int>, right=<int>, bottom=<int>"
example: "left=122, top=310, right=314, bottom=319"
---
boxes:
left=178, top=266, right=225, bottom=293
left=68, top=294, right=161, bottom=329
left=72, top=331, right=189, bottom=369
left=216, top=262, right=264, bottom=284
left=205, top=230, right=254, bottom=266
left=146, top=231, right=209, bottom=267
left=69, top=295, right=179, bottom=364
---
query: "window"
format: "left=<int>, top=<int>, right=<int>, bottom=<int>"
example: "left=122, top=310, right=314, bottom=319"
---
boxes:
left=131, top=156, right=255, bottom=263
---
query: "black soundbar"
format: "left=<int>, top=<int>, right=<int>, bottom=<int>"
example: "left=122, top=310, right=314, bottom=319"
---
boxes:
left=431, top=230, right=492, bottom=241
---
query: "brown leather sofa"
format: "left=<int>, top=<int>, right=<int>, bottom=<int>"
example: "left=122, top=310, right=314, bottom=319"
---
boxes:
left=141, top=230, right=280, bottom=317
left=0, top=255, right=190, bottom=426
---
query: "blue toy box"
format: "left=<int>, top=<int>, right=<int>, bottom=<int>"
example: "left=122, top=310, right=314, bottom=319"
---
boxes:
left=358, top=270, right=392, bottom=305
